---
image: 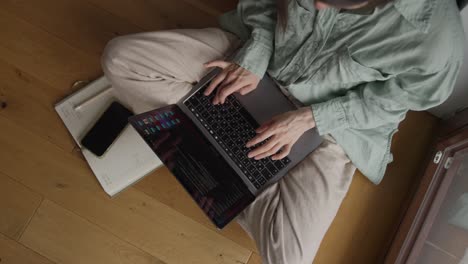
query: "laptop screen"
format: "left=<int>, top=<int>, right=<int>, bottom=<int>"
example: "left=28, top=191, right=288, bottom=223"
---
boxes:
left=129, top=105, right=254, bottom=228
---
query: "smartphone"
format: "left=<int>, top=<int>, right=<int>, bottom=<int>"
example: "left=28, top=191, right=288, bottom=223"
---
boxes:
left=81, top=101, right=133, bottom=157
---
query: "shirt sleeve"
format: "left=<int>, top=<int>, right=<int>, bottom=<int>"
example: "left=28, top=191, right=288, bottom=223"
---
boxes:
left=231, top=0, right=277, bottom=78
left=311, top=62, right=462, bottom=135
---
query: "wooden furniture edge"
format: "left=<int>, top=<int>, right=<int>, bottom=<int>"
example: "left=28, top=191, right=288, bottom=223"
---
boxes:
left=383, top=121, right=468, bottom=263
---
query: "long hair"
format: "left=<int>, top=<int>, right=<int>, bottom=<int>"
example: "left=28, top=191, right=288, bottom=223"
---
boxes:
left=277, top=0, right=290, bottom=31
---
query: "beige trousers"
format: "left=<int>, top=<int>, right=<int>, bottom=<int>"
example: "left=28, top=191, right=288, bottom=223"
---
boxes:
left=102, top=28, right=356, bottom=264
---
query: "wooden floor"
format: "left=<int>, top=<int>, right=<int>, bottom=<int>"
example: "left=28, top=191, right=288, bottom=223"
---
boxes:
left=0, top=0, right=438, bottom=263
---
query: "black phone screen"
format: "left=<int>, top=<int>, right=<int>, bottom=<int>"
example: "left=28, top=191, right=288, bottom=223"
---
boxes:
left=81, top=101, right=133, bottom=156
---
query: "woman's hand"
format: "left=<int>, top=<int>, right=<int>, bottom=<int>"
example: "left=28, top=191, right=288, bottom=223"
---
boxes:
left=203, top=60, right=260, bottom=105
left=246, top=107, right=316, bottom=160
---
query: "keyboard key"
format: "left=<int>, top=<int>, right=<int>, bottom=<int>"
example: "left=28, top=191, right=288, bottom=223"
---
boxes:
left=232, top=146, right=240, bottom=153
left=211, top=122, right=219, bottom=130
left=200, top=109, right=209, bottom=118
left=261, top=168, right=271, bottom=179
left=241, top=158, right=251, bottom=167
left=255, top=162, right=265, bottom=171
left=274, top=160, right=285, bottom=170
left=253, top=170, right=262, bottom=179
left=266, top=163, right=278, bottom=175
left=258, top=176, right=267, bottom=185
left=190, top=98, right=200, bottom=106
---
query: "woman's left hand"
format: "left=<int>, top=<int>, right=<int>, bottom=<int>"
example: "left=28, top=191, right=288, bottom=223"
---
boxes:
left=246, top=107, right=316, bottom=160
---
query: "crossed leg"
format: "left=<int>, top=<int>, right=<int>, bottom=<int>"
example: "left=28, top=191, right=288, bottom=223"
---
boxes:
left=102, top=28, right=356, bottom=264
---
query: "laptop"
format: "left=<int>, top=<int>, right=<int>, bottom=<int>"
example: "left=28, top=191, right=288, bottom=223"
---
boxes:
left=129, top=68, right=323, bottom=228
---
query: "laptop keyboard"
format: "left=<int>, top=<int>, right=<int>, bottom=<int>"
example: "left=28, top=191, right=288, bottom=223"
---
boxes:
left=184, top=88, right=291, bottom=189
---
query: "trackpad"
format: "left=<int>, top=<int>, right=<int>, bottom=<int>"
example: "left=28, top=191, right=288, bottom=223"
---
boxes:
left=235, top=76, right=297, bottom=125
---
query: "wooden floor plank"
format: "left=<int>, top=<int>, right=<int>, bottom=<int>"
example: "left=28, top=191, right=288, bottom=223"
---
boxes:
left=0, top=59, right=75, bottom=152
left=0, top=7, right=255, bottom=258
left=178, top=0, right=236, bottom=16
left=113, top=187, right=256, bottom=261
left=247, top=252, right=262, bottom=264
left=0, top=116, right=252, bottom=264
left=0, top=173, right=42, bottom=241
left=87, top=0, right=219, bottom=31
left=20, top=199, right=164, bottom=264
left=0, top=9, right=101, bottom=96
left=135, top=167, right=257, bottom=252
left=0, top=233, right=55, bottom=264
left=2, top=0, right=142, bottom=56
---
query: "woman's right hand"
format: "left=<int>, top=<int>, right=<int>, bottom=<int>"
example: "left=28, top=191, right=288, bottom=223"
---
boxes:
left=203, top=60, right=260, bottom=105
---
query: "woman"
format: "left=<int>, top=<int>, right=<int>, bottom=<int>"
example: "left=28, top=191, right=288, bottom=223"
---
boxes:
left=102, top=0, right=464, bottom=262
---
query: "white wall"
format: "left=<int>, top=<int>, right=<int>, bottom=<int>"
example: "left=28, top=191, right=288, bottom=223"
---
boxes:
left=429, top=7, right=468, bottom=119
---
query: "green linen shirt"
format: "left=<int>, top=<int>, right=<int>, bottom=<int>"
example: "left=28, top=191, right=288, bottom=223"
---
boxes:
left=219, top=0, right=466, bottom=184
